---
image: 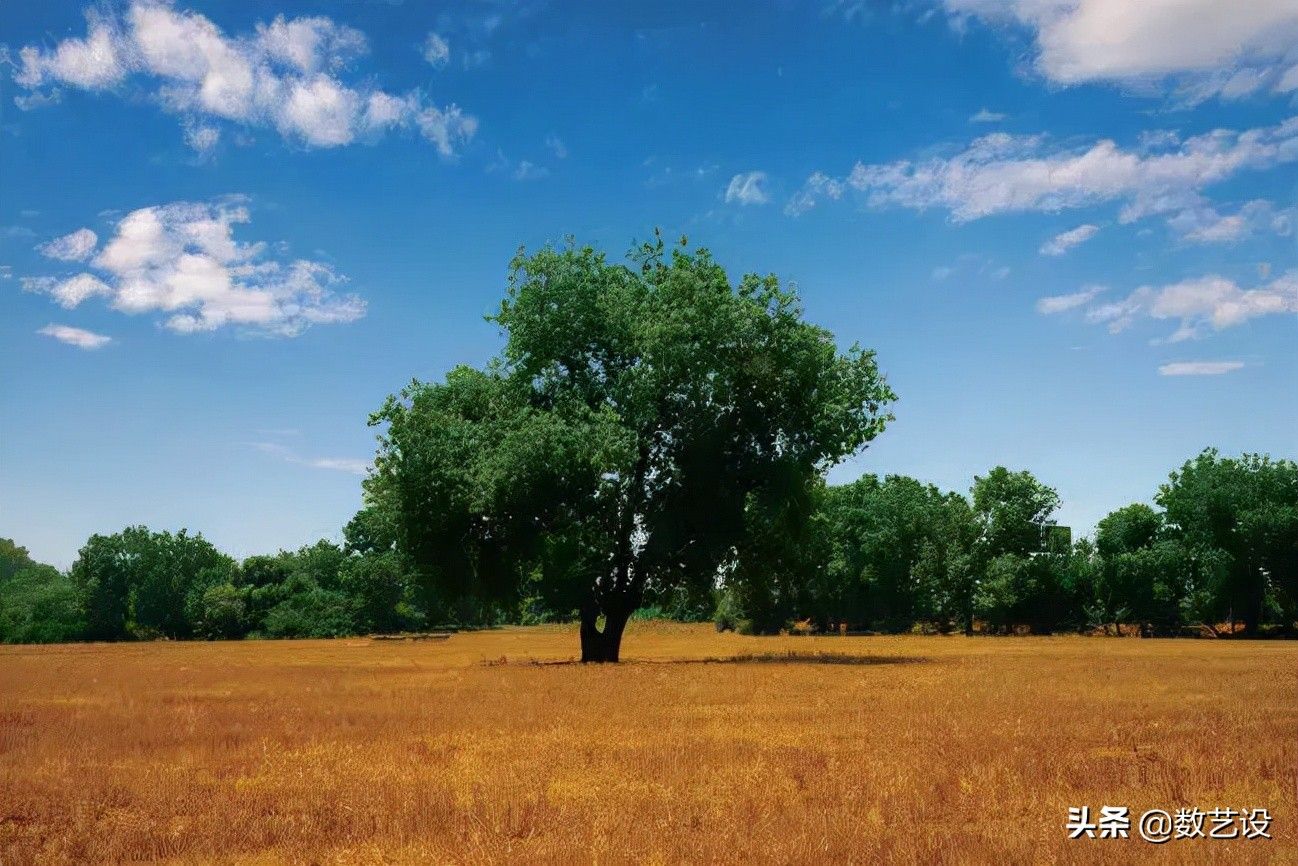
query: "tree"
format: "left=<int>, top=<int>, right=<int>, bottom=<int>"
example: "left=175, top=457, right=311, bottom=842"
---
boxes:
left=368, top=236, right=896, bottom=660
left=0, top=538, right=39, bottom=583
left=971, top=467, right=1061, bottom=559
left=1091, top=503, right=1186, bottom=632
left=816, top=475, right=961, bottom=630
left=68, top=527, right=233, bottom=640
left=968, top=468, right=1064, bottom=632
left=1158, top=450, right=1298, bottom=634
left=0, top=563, right=85, bottom=644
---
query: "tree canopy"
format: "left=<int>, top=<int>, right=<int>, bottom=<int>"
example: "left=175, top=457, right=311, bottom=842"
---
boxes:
left=366, top=236, right=897, bottom=660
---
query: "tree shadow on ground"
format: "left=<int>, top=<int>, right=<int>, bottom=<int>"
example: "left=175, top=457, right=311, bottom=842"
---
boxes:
left=487, top=652, right=929, bottom=667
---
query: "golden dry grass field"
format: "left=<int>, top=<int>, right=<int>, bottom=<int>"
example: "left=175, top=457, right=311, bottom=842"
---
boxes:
left=1, top=623, right=1295, bottom=865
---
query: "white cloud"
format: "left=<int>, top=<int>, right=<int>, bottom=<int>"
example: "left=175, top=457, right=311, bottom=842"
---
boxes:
left=309, top=457, right=369, bottom=475
left=724, top=171, right=770, bottom=206
left=1040, top=223, right=1099, bottom=256
left=512, top=160, right=548, bottom=181
left=1086, top=272, right=1298, bottom=340
left=788, top=118, right=1298, bottom=225
left=37, top=228, right=98, bottom=261
left=545, top=134, right=568, bottom=159
left=415, top=104, right=478, bottom=158
left=48, top=273, right=115, bottom=308
left=183, top=121, right=220, bottom=155
left=251, top=441, right=368, bottom=475
left=23, top=199, right=366, bottom=337
left=423, top=32, right=450, bottom=68
left=784, top=171, right=846, bottom=216
left=16, top=17, right=126, bottom=90
left=1036, top=285, right=1104, bottom=314
left=38, top=324, right=112, bottom=350
left=1158, top=361, right=1245, bottom=376
left=14, top=2, right=476, bottom=154
left=945, top=0, right=1298, bottom=101
left=1166, top=199, right=1292, bottom=244
left=970, top=108, right=1006, bottom=122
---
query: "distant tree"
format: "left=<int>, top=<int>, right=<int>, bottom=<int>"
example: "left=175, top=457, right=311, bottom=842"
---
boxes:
left=1158, top=450, right=1298, bottom=634
left=0, top=563, right=85, bottom=644
left=192, top=582, right=250, bottom=640
left=0, top=538, right=38, bottom=583
left=368, top=236, right=896, bottom=660
left=1091, top=503, right=1185, bottom=631
left=967, top=468, right=1064, bottom=632
left=69, top=527, right=233, bottom=640
left=816, top=475, right=961, bottom=630
left=262, top=586, right=356, bottom=638
left=971, top=468, right=1061, bottom=560
left=340, top=551, right=418, bottom=633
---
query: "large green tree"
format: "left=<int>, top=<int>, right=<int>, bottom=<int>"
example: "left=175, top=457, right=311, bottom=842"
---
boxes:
left=1158, top=450, right=1298, bottom=634
left=368, top=237, right=896, bottom=660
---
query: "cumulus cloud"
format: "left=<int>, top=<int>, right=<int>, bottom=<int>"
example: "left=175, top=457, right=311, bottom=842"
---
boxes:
left=1158, top=361, right=1245, bottom=376
left=944, top=0, right=1298, bottom=101
left=37, top=228, right=98, bottom=261
left=1040, top=223, right=1098, bottom=256
left=13, top=2, right=477, bottom=154
left=724, top=171, right=770, bottom=206
left=1085, top=272, right=1298, bottom=341
left=1036, top=285, right=1104, bottom=314
left=23, top=199, right=366, bottom=337
left=787, top=118, right=1298, bottom=227
left=38, top=323, right=112, bottom=349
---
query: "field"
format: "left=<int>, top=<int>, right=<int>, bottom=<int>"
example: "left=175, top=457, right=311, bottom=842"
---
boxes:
left=1, top=624, right=1295, bottom=864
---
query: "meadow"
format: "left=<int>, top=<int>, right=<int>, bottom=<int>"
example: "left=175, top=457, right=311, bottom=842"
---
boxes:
left=1, top=623, right=1294, bottom=864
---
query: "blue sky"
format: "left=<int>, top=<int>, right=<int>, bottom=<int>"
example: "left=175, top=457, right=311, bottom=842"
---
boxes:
left=2, top=0, right=1296, bottom=567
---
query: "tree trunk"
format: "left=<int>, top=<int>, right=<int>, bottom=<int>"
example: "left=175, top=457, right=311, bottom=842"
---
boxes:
left=579, top=598, right=633, bottom=663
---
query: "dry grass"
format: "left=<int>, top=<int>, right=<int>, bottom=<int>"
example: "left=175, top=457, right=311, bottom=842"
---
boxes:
left=1, top=623, right=1294, bottom=864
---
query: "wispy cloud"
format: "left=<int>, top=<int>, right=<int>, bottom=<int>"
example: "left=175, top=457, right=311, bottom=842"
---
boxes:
left=251, top=441, right=368, bottom=475
left=37, top=323, right=112, bottom=349
left=1040, top=224, right=1099, bottom=256
left=1158, top=361, right=1246, bottom=376
left=786, top=118, right=1298, bottom=228
left=423, top=32, right=450, bottom=68
left=1086, top=272, right=1298, bottom=341
left=37, top=228, right=98, bottom=262
left=1036, top=285, right=1104, bottom=314
left=969, top=108, right=1006, bottom=123
left=724, top=171, right=769, bottom=206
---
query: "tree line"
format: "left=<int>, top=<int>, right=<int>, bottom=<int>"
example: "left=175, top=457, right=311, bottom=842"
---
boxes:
left=1, top=447, right=1294, bottom=645
left=2, top=238, right=1294, bottom=652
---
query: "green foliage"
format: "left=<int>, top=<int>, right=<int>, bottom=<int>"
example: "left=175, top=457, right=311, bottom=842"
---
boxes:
left=68, top=527, right=233, bottom=640
left=1157, top=449, right=1298, bottom=633
left=367, top=235, right=896, bottom=660
left=192, top=583, right=250, bottom=640
left=0, top=564, right=86, bottom=644
left=971, top=467, right=1061, bottom=559
left=261, top=587, right=357, bottom=638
